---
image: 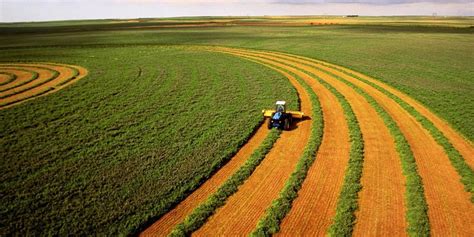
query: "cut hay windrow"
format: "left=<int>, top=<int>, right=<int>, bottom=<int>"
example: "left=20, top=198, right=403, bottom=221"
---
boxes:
left=169, top=128, right=281, bottom=236
left=224, top=48, right=405, bottom=235
left=191, top=49, right=313, bottom=236
left=278, top=52, right=474, bottom=184
left=335, top=67, right=474, bottom=200
left=0, top=68, right=39, bottom=93
left=307, top=66, right=430, bottom=236
left=251, top=50, right=428, bottom=236
left=0, top=67, right=58, bottom=99
left=247, top=62, right=324, bottom=236
left=214, top=49, right=352, bottom=236
left=259, top=50, right=472, bottom=235
left=0, top=72, right=17, bottom=86
left=291, top=58, right=474, bottom=199
left=0, top=63, right=88, bottom=109
left=141, top=125, right=271, bottom=236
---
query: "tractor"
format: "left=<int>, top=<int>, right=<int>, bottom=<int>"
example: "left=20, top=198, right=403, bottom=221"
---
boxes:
left=262, top=101, right=304, bottom=130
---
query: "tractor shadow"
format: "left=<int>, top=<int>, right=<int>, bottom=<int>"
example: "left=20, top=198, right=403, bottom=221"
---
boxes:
left=288, top=115, right=311, bottom=131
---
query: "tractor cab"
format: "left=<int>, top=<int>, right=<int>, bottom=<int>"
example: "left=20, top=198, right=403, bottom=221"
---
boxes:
left=275, top=100, right=286, bottom=113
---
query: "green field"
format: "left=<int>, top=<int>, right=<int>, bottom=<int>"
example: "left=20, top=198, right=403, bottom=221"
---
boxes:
left=0, top=46, right=298, bottom=234
left=0, top=16, right=472, bottom=235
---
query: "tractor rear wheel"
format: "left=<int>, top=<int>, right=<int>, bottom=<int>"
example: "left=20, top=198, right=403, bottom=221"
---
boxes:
left=284, top=118, right=290, bottom=130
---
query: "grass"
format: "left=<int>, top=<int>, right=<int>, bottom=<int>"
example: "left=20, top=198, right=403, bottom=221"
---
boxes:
left=0, top=66, right=58, bottom=100
left=249, top=66, right=324, bottom=236
left=231, top=50, right=363, bottom=236
left=319, top=78, right=364, bottom=237
left=267, top=52, right=430, bottom=235
left=170, top=128, right=281, bottom=237
left=0, top=22, right=471, bottom=140
left=321, top=64, right=474, bottom=202
left=0, top=46, right=298, bottom=235
left=258, top=51, right=429, bottom=235
left=0, top=68, right=39, bottom=93
left=312, top=67, right=430, bottom=236
left=0, top=72, right=17, bottom=86
left=0, top=17, right=471, bottom=235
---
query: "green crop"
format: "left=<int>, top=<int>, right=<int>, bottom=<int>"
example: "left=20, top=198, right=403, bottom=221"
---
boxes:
left=0, top=17, right=471, bottom=235
left=322, top=63, right=473, bottom=202
left=0, top=46, right=297, bottom=235
left=250, top=65, right=324, bottom=236
left=170, top=128, right=281, bottom=237
left=317, top=68, right=430, bottom=237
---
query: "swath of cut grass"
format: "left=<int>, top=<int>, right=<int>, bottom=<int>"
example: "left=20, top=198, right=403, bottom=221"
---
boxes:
left=0, top=66, right=58, bottom=99
left=0, top=68, right=39, bottom=93
left=169, top=128, right=281, bottom=237
left=317, top=78, right=364, bottom=237
left=249, top=67, right=324, bottom=236
left=321, top=63, right=473, bottom=202
left=313, top=66, right=430, bottom=236
left=0, top=72, right=16, bottom=86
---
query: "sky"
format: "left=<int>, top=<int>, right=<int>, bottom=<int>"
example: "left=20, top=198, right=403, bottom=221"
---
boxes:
left=1, top=0, right=473, bottom=22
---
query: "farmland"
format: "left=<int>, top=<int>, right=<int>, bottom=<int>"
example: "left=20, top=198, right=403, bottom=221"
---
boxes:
left=0, top=16, right=473, bottom=236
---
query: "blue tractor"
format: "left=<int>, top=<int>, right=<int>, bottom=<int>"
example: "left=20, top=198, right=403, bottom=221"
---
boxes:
left=262, top=101, right=304, bottom=130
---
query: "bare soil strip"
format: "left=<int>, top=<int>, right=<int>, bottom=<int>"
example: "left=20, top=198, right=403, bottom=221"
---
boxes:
left=279, top=52, right=474, bottom=169
left=140, top=125, right=270, bottom=236
left=257, top=51, right=474, bottom=236
left=216, top=48, right=354, bottom=236
left=0, top=63, right=87, bottom=109
left=192, top=51, right=313, bottom=236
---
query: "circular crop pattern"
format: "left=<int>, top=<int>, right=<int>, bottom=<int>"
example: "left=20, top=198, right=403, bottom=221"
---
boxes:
left=0, top=63, right=87, bottom=109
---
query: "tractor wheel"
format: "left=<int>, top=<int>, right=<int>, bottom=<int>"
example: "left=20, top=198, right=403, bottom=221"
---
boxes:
left=268, top=120, right=273, bottom=129
left=284, top=118, right=290, bottom=130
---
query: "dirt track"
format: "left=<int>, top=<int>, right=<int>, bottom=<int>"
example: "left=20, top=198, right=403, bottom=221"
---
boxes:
left=141, top=46, right=473, bottom=236
left=0, top=63, right=88, bottom=109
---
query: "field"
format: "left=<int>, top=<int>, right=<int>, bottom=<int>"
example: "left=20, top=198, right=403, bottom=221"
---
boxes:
left=0, top=16, right=473, bottom=235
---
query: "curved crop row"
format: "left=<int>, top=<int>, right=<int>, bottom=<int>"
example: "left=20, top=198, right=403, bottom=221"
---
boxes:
left=218, top=48, right=401, bottom=235
left=0, top=72, right=17, bottom=86
left=170, top=128, right=281, bottom=236
left=189, top=51, right=313, bottom=236
left=250, top=64, right=324, bottom=236
left=280, top=53, right=474, bottom=200
left=139, top=46, right=472, bottom=236
left=336, top=68, right=473, bottom=200
left=253, top=50, right=429, bottom=236
left=262, top=49, right=470, bottom=235
left=209, top=47, right=470, bottom=236
left=0, top=63, right=87, bottom=109
left=0, top=66, right=58, bottom=99
left=0, top=68, right=39, bottom=93
left=318, top=69, right=430, bottom=236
